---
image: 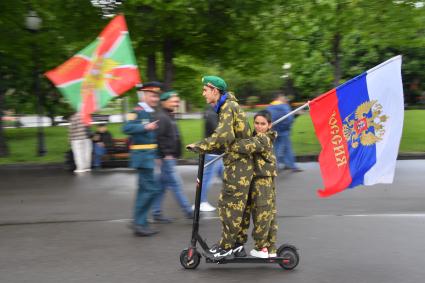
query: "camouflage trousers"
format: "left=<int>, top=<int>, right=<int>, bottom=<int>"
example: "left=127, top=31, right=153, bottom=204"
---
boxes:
left=218, top=157, right=253, bottom=250
left=236, top=177, right=278, bottom=254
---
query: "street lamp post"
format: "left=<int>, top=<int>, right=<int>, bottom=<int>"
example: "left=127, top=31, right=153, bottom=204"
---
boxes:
left=26, top=10, right=46, bottom=156
left=281, top=62, right=297, bottom=101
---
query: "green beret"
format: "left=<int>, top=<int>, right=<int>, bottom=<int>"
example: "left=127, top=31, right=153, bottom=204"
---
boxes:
left=202, top=75, right=227, bottom=91
left=160, top=90, right=178, bottom=101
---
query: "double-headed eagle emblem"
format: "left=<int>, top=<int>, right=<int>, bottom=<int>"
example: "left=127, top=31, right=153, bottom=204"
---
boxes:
left=342, top=100, right=388, bottom=148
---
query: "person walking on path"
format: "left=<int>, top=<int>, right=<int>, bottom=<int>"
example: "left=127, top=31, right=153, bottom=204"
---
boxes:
left=122, top=82, right=163, bottom=237
left=198, top=105, right=224, bottom=212
left=69, top=112, right=92, bottom=173
left=151, top=91, right=193, bottom=223
left=266, top=94, right=302, bottom=172
left=187, top=76, right=253, bottom=260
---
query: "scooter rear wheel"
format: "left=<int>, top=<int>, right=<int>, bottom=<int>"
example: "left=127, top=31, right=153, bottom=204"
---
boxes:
left=180, top=249, right=201, bottom=269
left=277, top=244, right=299, bottom=270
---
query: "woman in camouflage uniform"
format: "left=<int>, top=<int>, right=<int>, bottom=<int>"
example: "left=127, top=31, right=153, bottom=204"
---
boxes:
left=230, top=110, right=279, bottom=258
left=187, top=76, right=253, bottom=259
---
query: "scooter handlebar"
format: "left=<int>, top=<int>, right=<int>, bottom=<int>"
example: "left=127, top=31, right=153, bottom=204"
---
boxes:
left=186, top=145, right=199, bottom=153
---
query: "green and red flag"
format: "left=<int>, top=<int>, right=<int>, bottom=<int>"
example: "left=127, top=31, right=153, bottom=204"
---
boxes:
left=45, top=14, right=140, bottom=124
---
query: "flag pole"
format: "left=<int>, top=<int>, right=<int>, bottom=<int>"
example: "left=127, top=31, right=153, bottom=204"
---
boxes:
left=204, top=101, right=311, bottom=169
left=270, top=101, right=310, bottom=128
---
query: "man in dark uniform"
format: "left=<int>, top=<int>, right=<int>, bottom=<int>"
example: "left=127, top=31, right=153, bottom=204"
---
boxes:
left=123, top=82, right=163, bottom=236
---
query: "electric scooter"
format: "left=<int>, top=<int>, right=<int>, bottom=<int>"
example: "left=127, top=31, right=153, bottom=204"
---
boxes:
left=179, top=153, right=300, bottom=270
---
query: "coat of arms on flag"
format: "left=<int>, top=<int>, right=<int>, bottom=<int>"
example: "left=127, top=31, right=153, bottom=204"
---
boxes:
left=45, top=14, right=140, bottom=124
left=342, top=100, right=388, bottom=149
left=309, top=56, right=404, bottom=198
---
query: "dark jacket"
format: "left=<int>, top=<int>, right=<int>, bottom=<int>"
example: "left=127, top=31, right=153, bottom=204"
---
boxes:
left=156, top=107, right=182, bottom=158
left=203, top=105, right=225, bottom=155
left=93, top=131, right=113, bottom=149
left=204, top=105, right=219, bottom=138
left=266, top=103, right=294, bottom=133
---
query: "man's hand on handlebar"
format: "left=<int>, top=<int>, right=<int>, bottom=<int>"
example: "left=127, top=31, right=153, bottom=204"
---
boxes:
left=186, top=144, right=199, bottom=152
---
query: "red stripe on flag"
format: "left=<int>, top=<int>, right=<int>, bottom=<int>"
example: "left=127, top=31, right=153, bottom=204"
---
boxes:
left=81, top=88, right=96, bottom=125
left=45, top=56, right=90, bottom=85
left=97, top=14, right=127, bottom=56
left=310, top=89, right=352, bottom=197
left=107, top=67, right=141, bottom=95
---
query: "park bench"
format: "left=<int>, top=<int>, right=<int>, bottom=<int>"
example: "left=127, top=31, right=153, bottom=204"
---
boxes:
left=102, top=138, right=130, bottom=163
left=65, top=138, right=131, bottom=170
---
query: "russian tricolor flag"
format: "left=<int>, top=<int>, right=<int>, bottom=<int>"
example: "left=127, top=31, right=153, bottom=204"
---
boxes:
left=310, top=56, right=404, bottom=197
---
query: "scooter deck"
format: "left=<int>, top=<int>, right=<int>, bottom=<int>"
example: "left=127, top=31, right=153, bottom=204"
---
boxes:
left=205, top=256, right=291, bottom=265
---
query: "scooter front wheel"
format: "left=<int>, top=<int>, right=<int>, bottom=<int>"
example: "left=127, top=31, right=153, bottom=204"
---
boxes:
left=277, top=244, right=299, bottom=270
left=180, top=249, right=201, bottom=269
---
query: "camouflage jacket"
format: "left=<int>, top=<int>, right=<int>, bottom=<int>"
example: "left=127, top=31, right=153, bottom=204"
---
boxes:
left=195, top=93, right=252, bottom=158
left=230, top=130, right=277, bottom=177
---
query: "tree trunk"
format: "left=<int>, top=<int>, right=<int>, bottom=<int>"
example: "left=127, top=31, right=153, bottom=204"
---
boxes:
left=331, top=3, right=342, bottom=87
left=0, top=83, right=10, bottom=157
left=45, top=90, right=58, bottom=126
left=283, top=78, right=298, bottom=101
left=163, top=38, right=174, bottom=91
left=146, top=53, right=157, bottom=81
left=331, top=32, right=342, bottom=87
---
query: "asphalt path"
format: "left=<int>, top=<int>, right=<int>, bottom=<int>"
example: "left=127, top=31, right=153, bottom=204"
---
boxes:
left=1, top=160, right=425, bottom=283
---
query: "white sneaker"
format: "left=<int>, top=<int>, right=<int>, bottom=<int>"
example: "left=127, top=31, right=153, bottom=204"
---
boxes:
left=200, top=202, right=216, bottom=212
left=269, top=253, right=277, bottom=258
left=73, top=169, right=86, bottom=173
left=250, top=247, right=269, bottom=258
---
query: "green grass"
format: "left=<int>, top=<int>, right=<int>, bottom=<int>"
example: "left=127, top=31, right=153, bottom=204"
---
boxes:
left=1, top=110, right=424, bottom=164
left=399, top=110, right=425, bottom=152
left=177, top=119, right=203, bottom=159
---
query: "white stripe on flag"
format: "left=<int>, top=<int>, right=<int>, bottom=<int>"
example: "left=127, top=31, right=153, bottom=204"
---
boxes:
left=113, top=64, right=138, bottom=69
left=364, top=56, right=404, bottom=185
left=75, top=54, right=91, bottom=61
left=104, top=31, right=128, bottom=58
left=58, top=78, right=84, bottom=88
left=105, top=82, right=118, bottom=97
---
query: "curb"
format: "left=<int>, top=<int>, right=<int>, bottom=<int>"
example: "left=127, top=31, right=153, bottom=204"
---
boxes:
left=1, top=153, right=424, bottom=171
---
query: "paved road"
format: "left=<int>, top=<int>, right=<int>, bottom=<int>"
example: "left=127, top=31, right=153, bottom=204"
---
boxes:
left=1, top=161, right=425, bottom=283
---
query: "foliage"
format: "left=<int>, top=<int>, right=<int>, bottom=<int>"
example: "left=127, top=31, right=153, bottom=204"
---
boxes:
left=2, top=0, right=424, bottom=111
left=246, top=95, right=260, bottom=108
left=0, top=0, right=424, bottom=157
left=267, top=0, right=425, bottom=100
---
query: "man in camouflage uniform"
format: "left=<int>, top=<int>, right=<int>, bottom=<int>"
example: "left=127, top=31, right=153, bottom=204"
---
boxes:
left=230, top=110, right=278, bottom=258
left=187, top=76, right=253, bottom=259
left=123, top=82, right=163, bottom=237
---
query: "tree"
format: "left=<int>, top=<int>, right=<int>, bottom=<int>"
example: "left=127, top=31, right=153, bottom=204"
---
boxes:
left=264, top=0, right=425, bottom=100
left=121, top=0, right=275, bottom=105
left=0, top=1, right=28, bottom=156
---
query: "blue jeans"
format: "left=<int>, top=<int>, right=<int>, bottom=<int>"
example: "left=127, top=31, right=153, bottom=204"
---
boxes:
left=274, top=131, right=297, bottom=169
left=93, top=143, right=106, bottom=167
left=152, top=158, right=192, bottom=216
left=134, top=168, right=161, bottom=226
left=201, top=154, right=224, bottom=203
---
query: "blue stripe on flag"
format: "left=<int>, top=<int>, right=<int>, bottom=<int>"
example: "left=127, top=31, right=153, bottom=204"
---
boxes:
left=336, top=72, right=376, bottom=188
